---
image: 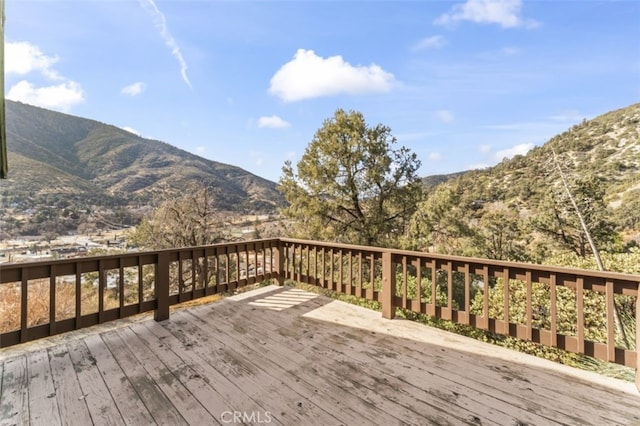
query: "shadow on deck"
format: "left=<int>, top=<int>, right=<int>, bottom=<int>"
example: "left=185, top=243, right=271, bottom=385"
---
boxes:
left=1, top=285, right=638, bottom=425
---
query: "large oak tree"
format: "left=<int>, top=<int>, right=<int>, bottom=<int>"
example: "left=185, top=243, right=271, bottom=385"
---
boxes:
left=278, top=109, right=421, bottom=247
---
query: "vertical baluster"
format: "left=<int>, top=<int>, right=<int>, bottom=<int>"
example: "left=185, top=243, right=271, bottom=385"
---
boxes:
left=338, top=249, right=343, bottom=293
left=605, top=279, right=615, bottom=362
left=138, top=256, right=144, bottom=309
left=446, top=261, right=453, bottom=320
left=463, top=263, right=470, bottom=325
left=431, top=261, right=436, bottom=316
left=20, top=268, right=28, bottom=343
left=49, top=265, right=56, bottom=335
left=525, top=270, right=532, bottom=341
left=357, top=252, right=363, bottom=299
left=76, top=264, right=82, bottom=328
left=119, top=258, right=125, bottom=316
left=98, top=259, right=105, bottom=323
left=576, top=276, right=585, bottom=354
left=550, top=272, right=558, bottom=347
left=415, top=259, right=422, bottom=314
left=402, top=256, right=407, bottom=310
left=347, top=250, right=353, bottom=296
left=482, top=265, right=489, bottom=331
left=192, top=250, right=197, bottom=298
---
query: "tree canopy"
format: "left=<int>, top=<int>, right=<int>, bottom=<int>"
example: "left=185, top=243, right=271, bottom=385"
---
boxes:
left=128, top=185, right=229, bottom=249
left=278, top=109, right=422, bottom=247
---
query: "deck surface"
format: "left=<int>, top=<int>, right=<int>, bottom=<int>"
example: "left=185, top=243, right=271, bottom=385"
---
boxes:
left=1, top=285, right=638, bottom=426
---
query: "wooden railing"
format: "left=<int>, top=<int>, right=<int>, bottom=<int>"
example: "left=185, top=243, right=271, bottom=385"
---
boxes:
left=0, top=239, right=281, bottom=347
left=1, top=237, right=639, bottom=389
left=278, top=238, right=640, bottom=390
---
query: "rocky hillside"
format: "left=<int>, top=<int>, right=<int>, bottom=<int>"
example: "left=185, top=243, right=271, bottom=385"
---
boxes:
left=432, top=103, right=640, bottom=239
left=2, top=100, right=284, bottom=214
left=0, top=101, right=285, bottom=236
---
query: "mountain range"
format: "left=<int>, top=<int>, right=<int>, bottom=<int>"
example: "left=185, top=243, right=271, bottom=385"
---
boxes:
left=3, top=100, right=283, bottom=215
left=1, top=100, right=638, bottom=240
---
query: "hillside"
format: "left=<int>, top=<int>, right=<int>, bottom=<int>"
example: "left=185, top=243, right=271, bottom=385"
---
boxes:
left=418, top=103, right=640, bottom=258
left=1, top=101, right=284, bottom=236
left=459, top=103, right=639, bottom=214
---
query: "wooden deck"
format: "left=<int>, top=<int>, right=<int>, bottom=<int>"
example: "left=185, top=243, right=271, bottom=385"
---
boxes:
left=1, top=285, right=638, bottom=426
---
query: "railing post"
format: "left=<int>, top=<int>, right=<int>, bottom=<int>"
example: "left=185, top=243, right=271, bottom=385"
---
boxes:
left=155, top=251, right=170, bottom=322
left=636, top=282, right=639, bottom=391
left=382, top=251, right=395, bottom=319
left=274, top=240, right=285, bottom=286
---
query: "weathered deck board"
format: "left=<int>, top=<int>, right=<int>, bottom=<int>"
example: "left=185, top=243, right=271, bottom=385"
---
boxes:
left=48, top=344, right=92, bottom=426
left=82, top=334, right=156, bottom=425
left=1, top=285, right=638, bottom=426
left=185, top=301, right=481, bottom=425
left=0, top=356, right=29, bottom=425
left=26, top=350, right=60, bottom=426
left=201, top=291, right=552, bottom=425
left=65, top=339, right=123, bottom=426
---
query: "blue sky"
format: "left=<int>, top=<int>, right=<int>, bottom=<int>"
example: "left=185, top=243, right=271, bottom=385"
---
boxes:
left=5, top=0, right=640, bottom=182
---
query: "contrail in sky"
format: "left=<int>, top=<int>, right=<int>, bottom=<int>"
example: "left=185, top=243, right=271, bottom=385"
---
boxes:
left=139, top=0, right=192, bottom=89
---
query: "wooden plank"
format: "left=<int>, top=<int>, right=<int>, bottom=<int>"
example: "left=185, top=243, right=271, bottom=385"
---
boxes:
left=192, top=296, right=478, bottom=425
left=83, top=333, right=156, bottom=425
left=66, top=339, right=124, bottom=426
left=114, top=326, right=217, bottom=425
left=47, top=345, right=93, bottom=426
left=0, top=356, right=29, bottom=425
left=205, top=297, right=544, bottom=426
left=26, top=349, right=61, bottom=425
left=163, top=311, right=331, bottom=426
left=100, top=330, right=187, bottom=426
left=129, top=321, right=229, bottom=421
left=192, top=314, right=463, bottom=425
left=140, top=319, right=277, bottom=424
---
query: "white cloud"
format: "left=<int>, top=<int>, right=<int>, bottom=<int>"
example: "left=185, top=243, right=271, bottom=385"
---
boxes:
left=412, top=35, right=447, bottom=51
left=8, top=80, right=84, bottom=112
left=428, top=152, right=443, bottom=161
left=258, top=115, right=291, bottom=129
left=121, top=126, right=142, bottom=136
left=195, top=146, right=206, bottom=155
left=6, top=41, right=60, bottom=79
left=139, top=0, right=191, bottom=88
left=6, top=41, right=85, bottom=111
left=269, top=49, right=396, bottom=102
left=434, top=0, right=539, bottom=29
left=479, top=144, right=491, bottom=153
left=495, top=143, right=534, bottom=160
left=435, top=110, right=455, bottom=123
left=121, top=82, right=146, bottom=96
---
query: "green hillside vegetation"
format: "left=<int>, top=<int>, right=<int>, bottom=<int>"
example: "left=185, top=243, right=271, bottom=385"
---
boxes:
left=2, top=101, right=284, bottom=236
left=405, top=103, right=640, bottom=266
